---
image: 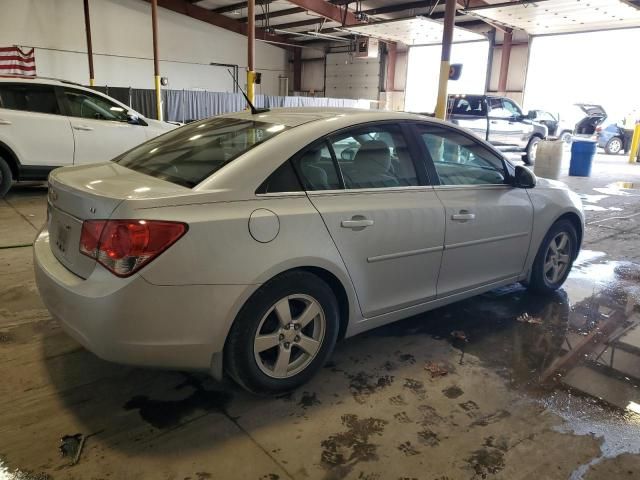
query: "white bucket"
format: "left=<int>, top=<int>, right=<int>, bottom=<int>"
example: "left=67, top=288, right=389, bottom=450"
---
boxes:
left=534, top=139, right=564, bottom=179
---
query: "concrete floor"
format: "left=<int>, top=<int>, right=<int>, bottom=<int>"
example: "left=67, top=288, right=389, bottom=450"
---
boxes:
left=1, top=153, right=640, bottom=480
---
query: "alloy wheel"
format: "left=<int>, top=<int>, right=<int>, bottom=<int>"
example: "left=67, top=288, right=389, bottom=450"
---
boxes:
left=253, top=294, right=326, bottom=379
left=608, top=138, right=622, bottom=154
left=544, top=232, right=572, bottom=284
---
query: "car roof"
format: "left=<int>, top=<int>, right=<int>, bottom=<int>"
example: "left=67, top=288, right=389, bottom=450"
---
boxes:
left=221, top=107, right=434, bottom=128
left=0, top=75, right=83, bottom=87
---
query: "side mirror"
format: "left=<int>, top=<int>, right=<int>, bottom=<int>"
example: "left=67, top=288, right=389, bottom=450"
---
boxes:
left=127, top=113, right=140, bottom=125
left=526, top=110, right=536, bottom=120
left=513, top=165, right=536, bottom=188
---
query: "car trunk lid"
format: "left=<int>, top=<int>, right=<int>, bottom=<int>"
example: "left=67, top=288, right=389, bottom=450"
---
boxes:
left=574, top=104, right=607, bottom=135
left=47, top=163, right=190, bottom=279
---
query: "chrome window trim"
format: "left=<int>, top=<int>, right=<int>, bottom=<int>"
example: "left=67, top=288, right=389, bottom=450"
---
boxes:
left=306, top=185, right=436, bottom=196
left=255, top=191, right=306, bottom=198
left=433, top=184, right=512, bottom=191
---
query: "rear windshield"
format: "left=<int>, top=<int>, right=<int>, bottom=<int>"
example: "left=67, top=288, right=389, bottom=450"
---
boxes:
left=115, top=118, right=289, bottom=188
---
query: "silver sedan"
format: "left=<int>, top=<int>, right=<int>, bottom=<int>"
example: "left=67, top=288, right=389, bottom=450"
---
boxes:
left=34, top=108, right=584, bottom=393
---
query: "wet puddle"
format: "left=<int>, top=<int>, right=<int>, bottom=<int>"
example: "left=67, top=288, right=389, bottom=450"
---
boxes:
left=0, top=459, right=48, bottom=480
left=583, top=205, right=623, bottom=212
left=370, top=249, right=640, bottom=476
left=579, top=182, right=639, bottom=207
left=612, top=181, right=639, bottom=190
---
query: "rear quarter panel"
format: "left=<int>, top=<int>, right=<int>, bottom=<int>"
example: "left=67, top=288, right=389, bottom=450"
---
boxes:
left=112, top=193, right=360, bottom=327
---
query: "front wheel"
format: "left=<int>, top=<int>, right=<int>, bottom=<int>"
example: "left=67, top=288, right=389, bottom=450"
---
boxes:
left=523, top=137, right=541, bottom=165
left=604, top=137, right=623, bottom=155
left=225, top=271, right=339, bottom=394
left=527, top=220, right=578, bottom=294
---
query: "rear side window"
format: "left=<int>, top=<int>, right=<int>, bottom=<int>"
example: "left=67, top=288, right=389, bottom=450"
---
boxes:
left=0, top=84, right=60, bottom=114
left=257, top=161, right=302, bottom=194
left=116, top=118, right=289, bottom=188
left=293, top=142, right=342, bottom=191
left=330, top=125, right=418, bottom=189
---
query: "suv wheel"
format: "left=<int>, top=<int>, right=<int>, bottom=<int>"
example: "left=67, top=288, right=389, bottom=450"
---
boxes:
left=0, top=156, right=13, bottom=198
left=527, top=220, right=577, bottom=294
left=225, top=271, right=339, bottom=394
left=523, top=137, right=541, bottom=165
left=604, top=137, right=623, bottom=155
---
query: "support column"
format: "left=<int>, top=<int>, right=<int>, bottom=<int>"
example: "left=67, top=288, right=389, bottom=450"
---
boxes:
left=293, top=48, right=302, bottom=92
left=83, top=0, right=95, bottom=86
left=247, top=0, right=256, bottom=105
left=498, top=29, right=512, bottom=93
left=434, top=0, right=456, bottom=120
left=151, top=0, right=163, bottom=121
left=386, top=42, right=397, bottom=92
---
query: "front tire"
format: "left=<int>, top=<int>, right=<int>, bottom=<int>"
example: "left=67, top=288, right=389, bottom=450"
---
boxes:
left=0, top=156, right=12, bottom=198
left=604, top=137, right=623, bottom=155
left=523, top=136, right=541, bottom=165
left=225, top=271, right=339, bottom=394
left=527, top=220, right=578, bottom=294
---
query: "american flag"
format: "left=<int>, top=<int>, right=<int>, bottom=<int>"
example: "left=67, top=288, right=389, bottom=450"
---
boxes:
left=0, top=46, right=36, bottom=76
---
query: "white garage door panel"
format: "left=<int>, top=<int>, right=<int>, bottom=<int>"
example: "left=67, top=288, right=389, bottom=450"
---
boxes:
left=325, top=53, right=380, bottom=101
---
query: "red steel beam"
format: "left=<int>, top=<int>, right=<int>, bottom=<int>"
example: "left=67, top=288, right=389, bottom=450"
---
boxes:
left=143, top=0, right=295, bottom=49
left=285, top=0, right=358, bottom=26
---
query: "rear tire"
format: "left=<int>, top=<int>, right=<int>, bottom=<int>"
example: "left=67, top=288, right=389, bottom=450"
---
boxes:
left=0, top=156, right=12, bottom=198
left=225, top=270, right=339, bottom=394
left=527, top=220, right=578, bottom=294
left=523, top=137, right=541, bottom=165
left=604, top=137, right=623, bottom=155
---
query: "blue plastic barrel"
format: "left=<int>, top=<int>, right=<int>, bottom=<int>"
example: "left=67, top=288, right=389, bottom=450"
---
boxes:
left=569, top=140, right=597, bottom=176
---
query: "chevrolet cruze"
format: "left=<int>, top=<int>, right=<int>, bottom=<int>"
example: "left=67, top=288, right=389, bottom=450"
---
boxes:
left=34, top=108, right=584, bottom=394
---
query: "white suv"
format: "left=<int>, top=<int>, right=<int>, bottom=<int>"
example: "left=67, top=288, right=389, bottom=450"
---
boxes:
left=0, top=76, right=177, bottom=197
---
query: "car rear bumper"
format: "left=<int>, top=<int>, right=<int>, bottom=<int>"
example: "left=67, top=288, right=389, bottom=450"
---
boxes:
left=34, top=228, right=251, bottom=371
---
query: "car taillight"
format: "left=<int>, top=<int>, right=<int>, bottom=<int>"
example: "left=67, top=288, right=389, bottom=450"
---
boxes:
left=80, top=220, right=187, bottom=277
left=595, top=126, right=602, bottom=133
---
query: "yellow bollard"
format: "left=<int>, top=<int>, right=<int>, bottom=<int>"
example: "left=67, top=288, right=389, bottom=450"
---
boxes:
left=629, top=124, right=640, bottom=164
left=246, top=70, right=256, bottom=107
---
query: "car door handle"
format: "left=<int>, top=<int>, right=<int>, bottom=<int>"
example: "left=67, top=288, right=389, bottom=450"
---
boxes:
left=341, top=218, right=374, bottom=229
left=451, top=212, right=475, bottom=221
left=0, top=119, right=12, bottom=125
left=73, top=125, right=94, bottom=131
left=490, top=120, right=499, bottom=124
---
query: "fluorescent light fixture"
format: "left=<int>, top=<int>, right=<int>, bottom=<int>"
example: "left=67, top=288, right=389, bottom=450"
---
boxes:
left=149, top=147, right=158, bottom=153
left=189, top=134, right=203, bottom=141
left=110, top=107, right=124, bottom=112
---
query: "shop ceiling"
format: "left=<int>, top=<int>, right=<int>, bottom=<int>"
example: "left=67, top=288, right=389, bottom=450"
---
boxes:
left=178, top=0, right=640, bottom=46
